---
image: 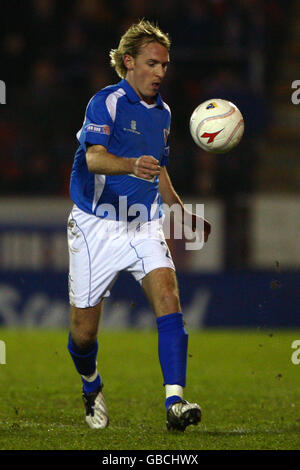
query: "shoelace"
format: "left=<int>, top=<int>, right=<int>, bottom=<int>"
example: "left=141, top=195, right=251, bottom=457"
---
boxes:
left=83, top=391, right=98, bottom=415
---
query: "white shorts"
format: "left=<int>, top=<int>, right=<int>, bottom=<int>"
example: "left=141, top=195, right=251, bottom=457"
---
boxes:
left=67, top=205, right=175, bottom=308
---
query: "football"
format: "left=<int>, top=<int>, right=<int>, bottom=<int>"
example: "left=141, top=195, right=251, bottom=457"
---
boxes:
left=189, top=98, right=244, bottom=153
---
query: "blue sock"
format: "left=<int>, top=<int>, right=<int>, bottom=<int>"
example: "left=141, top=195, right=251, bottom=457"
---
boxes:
left=156, top=312, right=188, bottom=389
left=165, top=395, right=183, bottom=411
left=81, top=373, right=101, bottom=394
left=67, top=332, right=99, bottom=378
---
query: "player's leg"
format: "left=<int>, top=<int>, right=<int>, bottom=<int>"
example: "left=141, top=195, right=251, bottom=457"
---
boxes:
left=68, top=301, right=103, bottom=391
left=142, top=267, right=186, bottom=400
left=67, top=207, right=117, bottom=429
left=141, top=266, right=181, bottom=316
left=67, top=301, right=109, bottom=429
left=142, top=267, right=201, bottom=431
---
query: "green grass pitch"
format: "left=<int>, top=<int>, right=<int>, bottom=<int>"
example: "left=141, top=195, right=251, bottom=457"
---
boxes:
left=0, top=327, right=300, bottom=450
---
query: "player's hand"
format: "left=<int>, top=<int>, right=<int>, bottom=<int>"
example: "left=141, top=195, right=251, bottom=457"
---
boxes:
left=203, top=218, right=211, bottom=243
left=132, top=155, right=161, bottom=180
left=188, top=214, right=211, bottom=243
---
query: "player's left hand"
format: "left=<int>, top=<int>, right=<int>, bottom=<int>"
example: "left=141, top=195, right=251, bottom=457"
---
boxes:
left=203, top=218, right=211, bottom=243
left=189, top=214, right=211, bottom=243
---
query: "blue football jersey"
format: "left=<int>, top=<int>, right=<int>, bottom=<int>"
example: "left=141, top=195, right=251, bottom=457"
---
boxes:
left=70, top=79, right=171, bottom=221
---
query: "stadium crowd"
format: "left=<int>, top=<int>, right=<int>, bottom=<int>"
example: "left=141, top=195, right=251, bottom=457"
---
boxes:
left=1, top=0, right=286, bottom=197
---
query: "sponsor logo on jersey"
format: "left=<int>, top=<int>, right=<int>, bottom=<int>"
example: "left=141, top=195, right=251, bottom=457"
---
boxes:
left=86, top=124, right=110, bottom=135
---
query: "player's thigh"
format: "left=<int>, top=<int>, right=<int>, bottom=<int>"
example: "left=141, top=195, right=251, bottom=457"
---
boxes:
left=70, top=300, right=104, bottom=347
left=142, top=267, right=181, bottom=317
left=68, top=206, right=118, bottom=308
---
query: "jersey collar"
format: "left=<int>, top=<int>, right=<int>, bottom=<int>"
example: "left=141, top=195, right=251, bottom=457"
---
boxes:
left=119, top=79, right=164, bottom=108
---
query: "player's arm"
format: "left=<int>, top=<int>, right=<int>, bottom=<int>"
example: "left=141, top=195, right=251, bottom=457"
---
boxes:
left=159, top=166, right=211, bottom=242
left=86, top=145, right=161, bottom=180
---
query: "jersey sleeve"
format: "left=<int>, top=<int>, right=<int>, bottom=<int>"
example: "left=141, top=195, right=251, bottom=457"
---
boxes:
left=77, top=92, right=114, bottom=150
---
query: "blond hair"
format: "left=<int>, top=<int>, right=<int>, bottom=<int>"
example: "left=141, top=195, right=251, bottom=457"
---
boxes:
left=109, top=20, right=171, bottom=79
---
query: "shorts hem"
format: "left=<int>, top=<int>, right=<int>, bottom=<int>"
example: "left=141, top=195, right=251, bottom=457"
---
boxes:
left=69, top=297, right=105, bottom=309
left=134, top=263, right=176, bottom=283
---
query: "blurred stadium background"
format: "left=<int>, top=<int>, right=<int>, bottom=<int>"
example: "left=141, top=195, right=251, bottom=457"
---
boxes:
left=0, top=0, right=299, bottom=329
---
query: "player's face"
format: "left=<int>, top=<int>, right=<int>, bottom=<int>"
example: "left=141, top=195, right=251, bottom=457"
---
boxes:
left=125, top=41, right=170, bottom=104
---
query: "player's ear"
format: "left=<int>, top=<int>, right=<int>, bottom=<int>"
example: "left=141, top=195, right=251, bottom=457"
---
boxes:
left=123, top=54, right=134, bottom=72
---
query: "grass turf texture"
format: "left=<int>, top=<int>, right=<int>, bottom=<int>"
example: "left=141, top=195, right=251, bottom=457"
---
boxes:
left=0, top=328, right=300, bottom=450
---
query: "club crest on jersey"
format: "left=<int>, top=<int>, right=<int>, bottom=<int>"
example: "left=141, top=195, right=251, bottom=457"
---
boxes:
left=206, top=102, right=218, bottom=109
left=201, top=129, right=223, bottom=143
left=86, top=123, right=110, bottom=135
left=123, top=120, right=141, bottom=134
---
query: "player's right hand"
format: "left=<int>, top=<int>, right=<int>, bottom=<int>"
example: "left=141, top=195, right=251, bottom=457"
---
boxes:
left=132, top=155, right=161, bottom=180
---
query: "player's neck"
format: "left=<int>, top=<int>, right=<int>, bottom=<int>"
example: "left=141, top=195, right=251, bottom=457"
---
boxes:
left=125, top=78, right=156, bottom=105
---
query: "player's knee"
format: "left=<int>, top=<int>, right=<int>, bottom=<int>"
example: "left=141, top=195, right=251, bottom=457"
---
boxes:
left=72, top=330, right=97, bottom=350
left=71, top=319, right=97, bottom=349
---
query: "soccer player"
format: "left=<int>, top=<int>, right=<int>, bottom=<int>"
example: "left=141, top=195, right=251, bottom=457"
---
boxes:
left=67, top=20, right=211, bottom=431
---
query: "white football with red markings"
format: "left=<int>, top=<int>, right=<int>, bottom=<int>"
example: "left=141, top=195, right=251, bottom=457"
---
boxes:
left=189, top=98, right=244, bottom=153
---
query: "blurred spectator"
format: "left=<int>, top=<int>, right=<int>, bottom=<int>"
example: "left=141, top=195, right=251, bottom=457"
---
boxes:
left=1, top=0, right=285, bottom=197
left=27, top=0, right=61, bottom=56
left=171, top=0, right=217, bottom=48
left=2, top=32, right=29, bottom=86
left=193, top=149, right=218, bottom=196
left=57, top=23, right=90, bottom=89
left=72, top=0, right=117, bottom=48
